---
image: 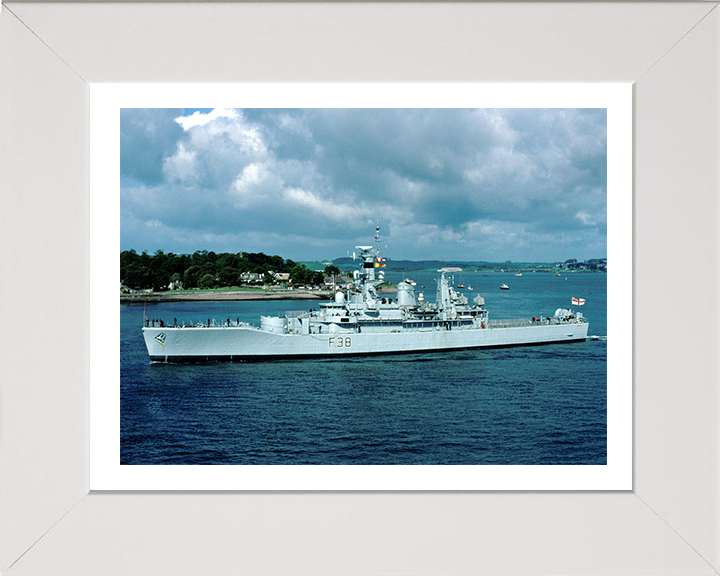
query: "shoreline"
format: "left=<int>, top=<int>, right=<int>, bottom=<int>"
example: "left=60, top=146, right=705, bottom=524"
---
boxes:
left=121, top=289, right=331, bottom=304
left=121, top=285, right=399, bottom=304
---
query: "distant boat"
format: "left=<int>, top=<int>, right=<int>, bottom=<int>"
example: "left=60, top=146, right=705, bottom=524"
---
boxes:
left=500, top=283, right=509, bottom=290
left=457, top=284, right=465, bottom=289
left=515, top=273, right=522, bottom=277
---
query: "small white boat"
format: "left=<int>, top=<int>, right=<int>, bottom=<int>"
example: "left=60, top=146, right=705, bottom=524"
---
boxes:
left=500, top=283, right=509, bottom=290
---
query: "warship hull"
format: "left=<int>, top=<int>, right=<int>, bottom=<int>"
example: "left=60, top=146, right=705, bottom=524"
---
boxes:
left=143, top=321, right=589, bottom=363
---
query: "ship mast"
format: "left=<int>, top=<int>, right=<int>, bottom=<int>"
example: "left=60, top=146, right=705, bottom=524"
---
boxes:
left=354, top=224, right=385, bottom=306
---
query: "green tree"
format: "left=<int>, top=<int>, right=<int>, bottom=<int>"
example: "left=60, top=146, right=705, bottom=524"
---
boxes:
left=269, top=255, right=285, bottom=273
left=122, top=265, right=166, bottom=291
left=154, top=270, right=170, bottom=291
left=120, top=249, right=139, bottom=275
left=184, top=266, right=202, bottom=288
left=290, top=264, right=310, bottom=285
left=218, top=266, right=238, bottom=287
left=192, top=250, right=209, bottom=268
left=123, top=265, right=154, bottom=290
left=216, top=253, right=238, bottom=271
left=198, top=273, right=216, bottom=289
left=324, top=265, right=340, bottom=276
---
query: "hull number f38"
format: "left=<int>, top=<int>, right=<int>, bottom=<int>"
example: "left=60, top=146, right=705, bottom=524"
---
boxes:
left=328, top=336, right=352, bottom=348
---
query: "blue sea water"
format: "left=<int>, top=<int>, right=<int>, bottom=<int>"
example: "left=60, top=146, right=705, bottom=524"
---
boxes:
left=121, top=272, right=606, bottom=465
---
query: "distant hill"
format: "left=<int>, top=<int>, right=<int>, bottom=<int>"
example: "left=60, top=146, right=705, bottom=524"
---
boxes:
left=331, top=258, right=556, bottom=273
left=329, top=257, right=606, bottom=273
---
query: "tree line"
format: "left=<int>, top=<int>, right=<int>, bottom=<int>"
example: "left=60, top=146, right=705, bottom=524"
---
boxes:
left=121, top=249, right=341, bottom=292
left=563, top=258, right=607, bottom=271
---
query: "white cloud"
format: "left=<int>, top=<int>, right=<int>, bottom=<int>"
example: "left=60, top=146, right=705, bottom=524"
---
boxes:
left=231, top=162, right=280, bottom=208
left=575, top=211, right=596, bottom=226
left=163, top=142, right=197, bottom=184
left=186, top=111, right=268, bottom=160
left=175, top=108, right=238, bottom=130
left=282, top=187, right=369, bottom=222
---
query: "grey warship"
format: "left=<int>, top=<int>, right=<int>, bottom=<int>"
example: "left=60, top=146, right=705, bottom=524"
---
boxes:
left=142, top=226, right=589, bottom=362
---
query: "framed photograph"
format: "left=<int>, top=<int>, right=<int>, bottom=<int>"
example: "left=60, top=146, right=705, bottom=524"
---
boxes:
left=91, top=82, right=631, bottom=491
left=2, top=2, right=718, bottom=574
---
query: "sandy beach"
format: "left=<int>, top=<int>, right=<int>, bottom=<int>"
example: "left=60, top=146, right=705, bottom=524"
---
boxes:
left=120, top=289, right=331, bottom=304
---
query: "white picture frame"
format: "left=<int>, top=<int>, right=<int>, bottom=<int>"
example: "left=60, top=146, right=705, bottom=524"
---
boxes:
left=1, top=2, right=718, bottom=574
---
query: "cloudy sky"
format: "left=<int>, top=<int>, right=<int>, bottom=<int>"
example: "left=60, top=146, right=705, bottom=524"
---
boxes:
left=121, top=107, right=607, bottom=262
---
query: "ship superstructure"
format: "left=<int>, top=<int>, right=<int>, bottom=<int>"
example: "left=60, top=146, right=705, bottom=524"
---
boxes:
left=142, top=226, right=589, bottom=362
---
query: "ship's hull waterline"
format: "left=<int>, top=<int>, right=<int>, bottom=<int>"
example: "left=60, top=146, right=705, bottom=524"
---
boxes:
left=143, top=321, right=589, bottom=363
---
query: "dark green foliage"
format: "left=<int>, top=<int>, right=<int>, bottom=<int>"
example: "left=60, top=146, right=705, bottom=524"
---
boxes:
left=198, top=273, right=216, bottom=289
left=237, top=252, right=286, bottom=275
left=289, top=264, right=310, bottom=285
left=183, top=266, right=202, bottom=288
left=218, top=266, right=238, bottom=287
left=120, top=248, right=324, bottom=291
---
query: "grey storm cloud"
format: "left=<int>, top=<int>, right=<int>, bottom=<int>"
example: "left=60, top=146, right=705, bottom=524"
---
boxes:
left=121, top=108, right=186, bottom=186
left=121, top=107, right=607, bottom=262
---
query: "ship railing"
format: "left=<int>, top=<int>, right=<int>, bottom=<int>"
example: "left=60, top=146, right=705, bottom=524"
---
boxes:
left=486, top=317, right=585, bottom=328
left=144, top=319, right=257, bottom=328
left=195, top=319, right=255, bottom=328
left=285, top=310, right=310, bottom=318
left=486, top=319, right=535, bottom=329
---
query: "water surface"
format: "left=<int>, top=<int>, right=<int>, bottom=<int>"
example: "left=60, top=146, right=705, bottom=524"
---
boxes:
left=121, top=272, right=607, bottom=465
